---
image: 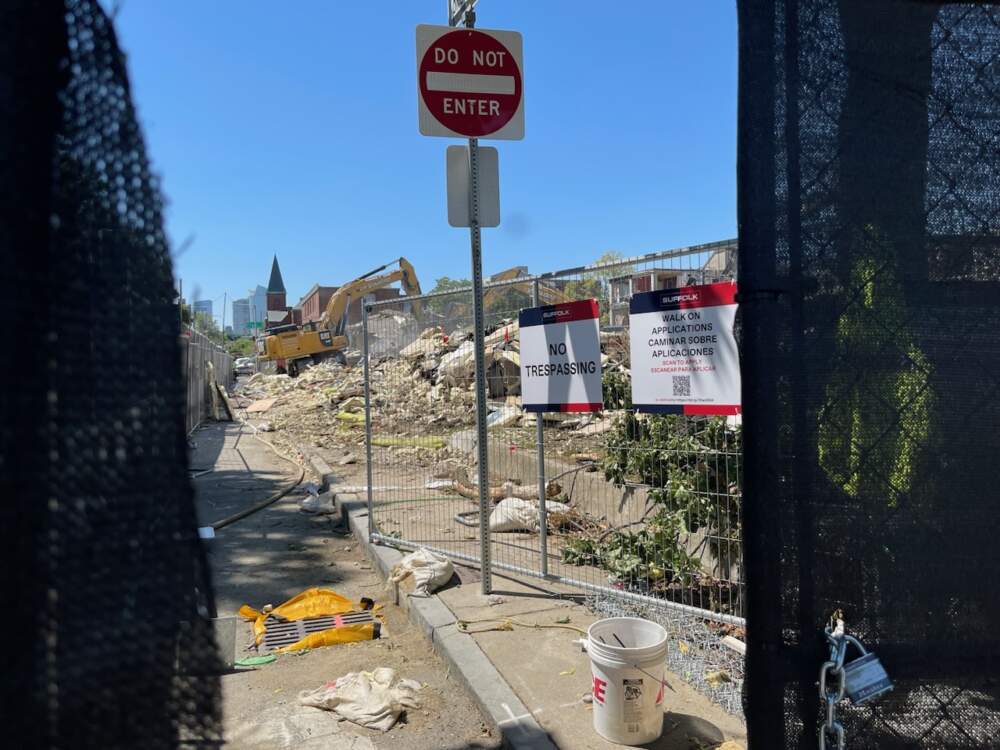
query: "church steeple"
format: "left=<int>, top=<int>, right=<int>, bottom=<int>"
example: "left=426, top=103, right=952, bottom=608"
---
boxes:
left=267, top=254, right=286, bottom=294
left=265, top=255, right=289, bottom=330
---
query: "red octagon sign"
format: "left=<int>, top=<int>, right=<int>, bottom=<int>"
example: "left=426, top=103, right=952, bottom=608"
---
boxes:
left=416, top=25, right=524, bottom=140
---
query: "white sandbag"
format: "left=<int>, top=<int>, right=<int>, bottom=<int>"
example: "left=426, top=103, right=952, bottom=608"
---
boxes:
left=488, top=497, right=572, bottom=533
left=388, top=548, right=454, bottom=597
left=299, top=667, right=421, bottom=732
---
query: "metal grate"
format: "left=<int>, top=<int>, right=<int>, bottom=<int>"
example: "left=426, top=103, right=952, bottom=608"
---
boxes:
left=261, top=612, right=381, bottom=651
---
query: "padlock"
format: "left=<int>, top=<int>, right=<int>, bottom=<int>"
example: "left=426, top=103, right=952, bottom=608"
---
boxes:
left=841, top=636, right=893, bottom=705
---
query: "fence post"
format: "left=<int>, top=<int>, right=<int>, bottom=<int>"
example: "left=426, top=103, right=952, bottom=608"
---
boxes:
left=532, top=279, right=549, bottom=577
left=362, top=300, right=375, bottom=541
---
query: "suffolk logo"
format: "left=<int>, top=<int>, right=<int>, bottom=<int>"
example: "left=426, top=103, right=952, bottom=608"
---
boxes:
left=543, top=308, right=571, bottom=320
left=662, top=292, right=698, bottom=305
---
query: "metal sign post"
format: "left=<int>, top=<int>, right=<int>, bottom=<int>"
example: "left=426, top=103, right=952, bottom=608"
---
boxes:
left=532, top=279, right=549, bottom=577
left=418, top=4, right=524, bottom=596
left=469, top=141, right=492, bottom=596
left=462, top=4, right=492, bottom=596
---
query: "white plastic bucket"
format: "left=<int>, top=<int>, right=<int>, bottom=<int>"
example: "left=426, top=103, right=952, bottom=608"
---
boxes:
left=586, top=617, right=668, bottom=745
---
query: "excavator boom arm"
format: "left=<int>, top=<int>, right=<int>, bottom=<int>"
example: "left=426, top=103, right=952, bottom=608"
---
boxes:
left=319, top=257, right=423, bottom=334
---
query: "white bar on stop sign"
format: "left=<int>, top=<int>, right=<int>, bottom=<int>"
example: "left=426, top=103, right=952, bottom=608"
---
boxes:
left=425, top=71, right=515, bottom=95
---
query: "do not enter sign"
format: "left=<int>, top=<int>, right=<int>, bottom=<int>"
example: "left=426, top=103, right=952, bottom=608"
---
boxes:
left=416, top=25, right=523, bottom=140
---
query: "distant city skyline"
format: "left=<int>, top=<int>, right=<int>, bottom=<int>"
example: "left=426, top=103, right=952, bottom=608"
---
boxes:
left=192, top=299, right=213, bottom=320
left=231, top=297, right=251, bottom=336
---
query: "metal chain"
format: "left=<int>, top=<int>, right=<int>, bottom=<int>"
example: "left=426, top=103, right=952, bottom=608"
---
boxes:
left=818, top=618, right=847, bottom=750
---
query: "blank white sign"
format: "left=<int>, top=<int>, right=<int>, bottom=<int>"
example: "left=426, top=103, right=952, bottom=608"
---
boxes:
left=446, top=145, right=500, bottom=228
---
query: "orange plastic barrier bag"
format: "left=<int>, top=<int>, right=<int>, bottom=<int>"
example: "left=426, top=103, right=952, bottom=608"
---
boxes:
left=239, top=587, right=383, bottom=653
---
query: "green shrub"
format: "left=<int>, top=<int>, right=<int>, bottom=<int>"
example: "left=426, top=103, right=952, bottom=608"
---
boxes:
left=562, top=369, right=742, bottom=591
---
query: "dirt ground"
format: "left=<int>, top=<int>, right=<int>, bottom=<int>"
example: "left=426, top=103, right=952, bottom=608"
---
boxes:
left=191, top=421, right=499, bottom=750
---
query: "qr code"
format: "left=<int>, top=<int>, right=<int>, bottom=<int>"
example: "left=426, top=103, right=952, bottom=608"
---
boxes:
left=672, top=375, right=691, bottom=397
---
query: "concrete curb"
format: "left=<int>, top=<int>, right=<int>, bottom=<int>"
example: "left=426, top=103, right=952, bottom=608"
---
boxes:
left=331, top=491, right=557, bottom=750
left=306, top=452, right=338, bottom=491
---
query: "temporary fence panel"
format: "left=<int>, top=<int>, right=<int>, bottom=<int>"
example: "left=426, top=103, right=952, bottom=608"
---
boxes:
left=363, top=240, right=746, bottom=714
left=364, top=285, right=486, bottom=569
left=182, top=328, right=234, bottom=434
left=739, top=1, right=1000, bottom=747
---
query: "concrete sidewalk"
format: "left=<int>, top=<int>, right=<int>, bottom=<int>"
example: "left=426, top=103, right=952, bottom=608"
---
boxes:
left=439, top=577, right=746, bottom=750
left=191, top=422, right=502, bottom=749
left=325, top=472, right=746, bottom=750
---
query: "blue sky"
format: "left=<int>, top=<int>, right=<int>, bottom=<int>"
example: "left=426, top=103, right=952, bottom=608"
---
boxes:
left=111, top=2, right=737, bottom=327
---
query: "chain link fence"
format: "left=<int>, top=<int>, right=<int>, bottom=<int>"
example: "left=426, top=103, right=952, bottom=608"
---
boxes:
left=181, top=327, right=234, bottom=434
left=362, top=239, right=745, bottom=711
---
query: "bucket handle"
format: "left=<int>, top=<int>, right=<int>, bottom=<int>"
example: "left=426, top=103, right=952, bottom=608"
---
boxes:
left=576, top=638, right=669, bottom=691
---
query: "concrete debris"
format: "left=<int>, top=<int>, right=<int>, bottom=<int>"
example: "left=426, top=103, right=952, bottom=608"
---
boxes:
left=399, top=327, right=448, bottom=359
left=425, top=479, right=455, bottom=490
left=245, top=397, right=277, bottom=414
left=578, top=417, right=614, bottom=435
left=486, top=405, right=521, bottom=428
left=235, top=321, right=629, bottom=474
left=438, top=340, right=475, bottom=381
left=722, top=636, right=747, bottom=655
left=338, top=396, right=365, bottom=413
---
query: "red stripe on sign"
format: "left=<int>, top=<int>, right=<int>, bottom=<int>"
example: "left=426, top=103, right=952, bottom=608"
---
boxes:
left=544, top=298, right=600, bottom=324
left=677, top=281, right=738, bottom=310
left=684, top=404, right=742, bottom=416
left=561, top=402, right=604, bottom=413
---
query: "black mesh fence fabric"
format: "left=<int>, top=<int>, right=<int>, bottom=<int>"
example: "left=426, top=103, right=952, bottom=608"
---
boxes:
left=738, top=1, right=1000, bottom=748
left=1, top=1, right=221, bottom=747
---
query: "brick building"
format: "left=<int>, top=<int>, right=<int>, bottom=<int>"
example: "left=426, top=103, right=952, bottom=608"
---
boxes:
left=296, top=284, right=339, bottom=324
left=607, top=240, right=738, bottom=327
left=295, top=283, right=405, bottom=327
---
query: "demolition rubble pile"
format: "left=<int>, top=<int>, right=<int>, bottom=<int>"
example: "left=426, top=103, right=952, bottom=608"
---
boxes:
left=236, top=318, right=627, bottom=464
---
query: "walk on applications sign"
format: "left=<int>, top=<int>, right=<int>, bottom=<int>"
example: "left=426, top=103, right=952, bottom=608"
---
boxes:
left=416, top=25, right=524, bottom=140
left=519, top=299, right=603, bottom=412
left=628, top=282, right=740, bottom=415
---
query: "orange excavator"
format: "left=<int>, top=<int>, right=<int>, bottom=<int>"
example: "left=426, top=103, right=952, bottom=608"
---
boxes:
left=258, top=257, right=422, bottom=376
